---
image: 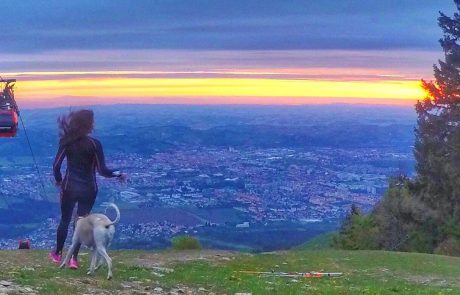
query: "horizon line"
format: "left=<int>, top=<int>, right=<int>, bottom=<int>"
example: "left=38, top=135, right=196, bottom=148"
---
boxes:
left=19, top=100, right=418, bottom=111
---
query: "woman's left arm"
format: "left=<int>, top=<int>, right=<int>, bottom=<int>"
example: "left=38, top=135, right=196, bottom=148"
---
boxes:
left=53, top=145, right=66, bottom=185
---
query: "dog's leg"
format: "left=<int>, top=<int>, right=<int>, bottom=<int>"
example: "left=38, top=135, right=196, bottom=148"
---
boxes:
left=87, top=250, right=98, bottom=275
left=96, top=241, right=109, bottom=269
left=94, top=253, right=104, bottom=271
left=96, top=245, right=113, bottom=280
left=60, top=242, right=77, bottom=269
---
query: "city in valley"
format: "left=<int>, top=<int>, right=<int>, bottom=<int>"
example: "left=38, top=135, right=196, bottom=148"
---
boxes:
left=0, top=105, right=416, bottom=251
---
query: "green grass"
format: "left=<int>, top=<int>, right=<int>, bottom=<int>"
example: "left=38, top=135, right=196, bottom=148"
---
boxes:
left=295, top=231, right=336, bottom=250
left=1, top=249, right=460, bottom=294
left=161, top=250, right=460, bottom=294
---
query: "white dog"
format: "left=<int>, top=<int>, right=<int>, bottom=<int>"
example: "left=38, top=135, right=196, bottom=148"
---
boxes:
left=60, top=203, right=120, bottom=280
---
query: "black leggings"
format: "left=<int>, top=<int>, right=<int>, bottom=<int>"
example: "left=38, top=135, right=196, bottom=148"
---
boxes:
left=55, top=189, right=96, bottom=258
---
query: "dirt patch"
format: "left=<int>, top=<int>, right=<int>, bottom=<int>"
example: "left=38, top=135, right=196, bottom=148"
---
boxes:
left=132, top=250, right=249, bottom=268
left=117, top=282, right=201, bottom=295
left=404, top=275, right=458, bottom=288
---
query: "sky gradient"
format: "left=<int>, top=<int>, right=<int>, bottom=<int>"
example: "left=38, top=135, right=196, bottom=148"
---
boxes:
left=0, top=0, right=455, bottom=107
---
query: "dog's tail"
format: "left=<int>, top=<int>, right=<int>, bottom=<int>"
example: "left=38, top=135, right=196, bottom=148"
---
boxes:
left=104, top=202, right=121, bottom=226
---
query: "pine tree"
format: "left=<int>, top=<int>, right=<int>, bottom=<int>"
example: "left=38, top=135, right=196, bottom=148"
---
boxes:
left=333, top=205, right=378, bottom=250
left=415, top=0, right=460, bottom=227
left=334, top=1, right=460, bottom=253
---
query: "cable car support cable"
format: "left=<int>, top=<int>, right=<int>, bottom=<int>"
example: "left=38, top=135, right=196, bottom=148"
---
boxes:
left=0, top=77, right=47, bottom=199
left=19, top=114, right=47, bottom=198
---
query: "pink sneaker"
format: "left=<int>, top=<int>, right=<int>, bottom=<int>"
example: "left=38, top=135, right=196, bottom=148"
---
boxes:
left=49, top=251, right=61, bottom=265
left=69, top=257, right=79, bottom=269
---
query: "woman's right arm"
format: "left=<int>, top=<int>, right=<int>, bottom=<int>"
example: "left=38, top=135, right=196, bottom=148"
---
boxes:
left=91, top=138, right=122, bottom=178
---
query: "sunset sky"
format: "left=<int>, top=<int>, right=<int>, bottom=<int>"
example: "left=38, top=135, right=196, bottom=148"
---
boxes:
left=0, top=0, right=455, bottom=108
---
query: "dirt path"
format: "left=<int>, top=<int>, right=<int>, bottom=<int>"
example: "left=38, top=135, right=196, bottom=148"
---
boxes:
left=132, top=249, right=247, bottom=267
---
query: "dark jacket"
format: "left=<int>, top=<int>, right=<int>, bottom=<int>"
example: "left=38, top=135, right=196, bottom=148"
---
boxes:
left=53, top=136, right=119, bottom=192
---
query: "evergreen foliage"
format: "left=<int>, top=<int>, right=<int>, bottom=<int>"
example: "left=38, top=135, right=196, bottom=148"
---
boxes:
left=333, top=204, right=378, bottom=250
left=335, top=1, right=460, bottom=255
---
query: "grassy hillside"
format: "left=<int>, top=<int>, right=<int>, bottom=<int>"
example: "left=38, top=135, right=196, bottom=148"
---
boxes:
left=294, top=231, right=336, bottom=250
left=0, top=249, right=459, bottom=294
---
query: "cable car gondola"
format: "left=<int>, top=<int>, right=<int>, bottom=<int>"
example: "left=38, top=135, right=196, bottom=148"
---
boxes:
left=0, top=79, right=19, bottom=137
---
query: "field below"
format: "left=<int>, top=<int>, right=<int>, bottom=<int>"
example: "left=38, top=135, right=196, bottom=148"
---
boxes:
left=0, top=249, right=459, bottom=294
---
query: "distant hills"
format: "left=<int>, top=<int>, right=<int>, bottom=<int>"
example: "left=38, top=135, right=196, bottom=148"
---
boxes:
left=1, top=104, right=416, bottom=159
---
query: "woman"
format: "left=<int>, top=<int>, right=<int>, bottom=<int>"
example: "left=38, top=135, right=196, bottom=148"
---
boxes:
left=49, top=109, right=126, bottom=269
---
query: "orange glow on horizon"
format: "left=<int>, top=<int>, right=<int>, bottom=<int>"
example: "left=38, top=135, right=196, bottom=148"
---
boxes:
left=13, top=77, right=424, bottom=106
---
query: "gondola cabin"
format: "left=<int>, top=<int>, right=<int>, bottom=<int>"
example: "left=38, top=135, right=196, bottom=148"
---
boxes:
left=0, top=79, right=18, bottom=137
left=0, top=107, right=18, bottom=137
